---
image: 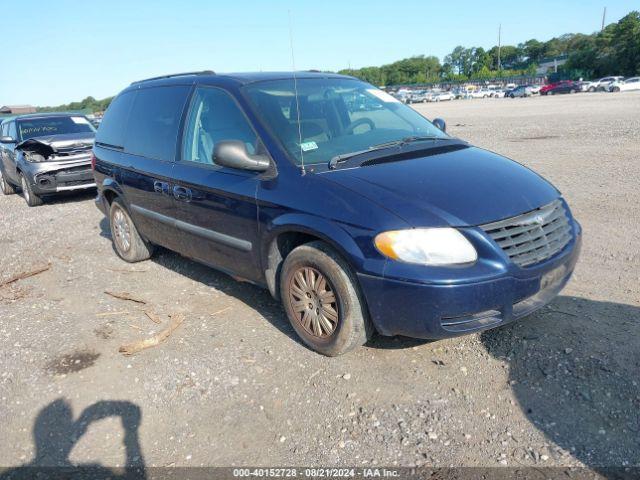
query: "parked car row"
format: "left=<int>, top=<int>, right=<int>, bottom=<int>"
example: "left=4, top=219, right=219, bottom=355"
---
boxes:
left=392, top=74, right=638, bottom=104
left=607, top=77, right=640, bottom=92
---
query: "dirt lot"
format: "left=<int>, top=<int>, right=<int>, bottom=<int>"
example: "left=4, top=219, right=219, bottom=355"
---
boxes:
left=0, top=92, right=639, bottom=473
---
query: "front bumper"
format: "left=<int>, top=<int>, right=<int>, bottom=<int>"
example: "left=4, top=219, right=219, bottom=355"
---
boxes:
left=22, top=159, right=95, bottom=195
left=357, top=224, right=582, bottom=339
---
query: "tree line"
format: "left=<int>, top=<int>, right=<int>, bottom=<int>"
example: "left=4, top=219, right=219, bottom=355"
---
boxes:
left=37, top=95, right=113, bottom=114
left=339, top=11, right=640, bottom=86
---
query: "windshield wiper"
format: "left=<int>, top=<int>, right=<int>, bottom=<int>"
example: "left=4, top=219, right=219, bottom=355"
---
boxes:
left=328, top=136, right=446, bottom=169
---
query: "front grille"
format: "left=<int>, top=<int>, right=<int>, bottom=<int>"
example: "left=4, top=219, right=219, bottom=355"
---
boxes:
left=481, top=199, right=572, bottom=267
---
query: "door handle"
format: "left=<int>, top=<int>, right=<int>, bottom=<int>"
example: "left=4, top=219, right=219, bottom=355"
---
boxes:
left=173, top=185, right=192, bottom=202
left=153, top=181, right=170, bottom=195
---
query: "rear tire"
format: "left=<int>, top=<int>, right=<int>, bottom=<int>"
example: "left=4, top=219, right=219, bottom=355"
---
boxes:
left=0, top=170, right=16, bottom=195
left=20, top=174, right=43, bottom=207
left=280, top=241, right=372, bottom=356
left=109, top=198, right=154, bottom=262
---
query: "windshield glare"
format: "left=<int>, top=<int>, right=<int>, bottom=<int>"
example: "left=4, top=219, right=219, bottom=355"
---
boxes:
left=17, top=116, right=96, bottom=142
left=243, top=78, right=449, bottom=166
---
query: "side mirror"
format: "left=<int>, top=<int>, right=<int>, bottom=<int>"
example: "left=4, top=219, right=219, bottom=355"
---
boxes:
left=0, top=136, right=16, bottom=144
left=213, top=140, right=270, bottom=172
left=432, top=118, right=446, bottom=133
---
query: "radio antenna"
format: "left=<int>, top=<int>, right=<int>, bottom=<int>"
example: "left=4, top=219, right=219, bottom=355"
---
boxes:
left=288, top=10, right=306, bottom=174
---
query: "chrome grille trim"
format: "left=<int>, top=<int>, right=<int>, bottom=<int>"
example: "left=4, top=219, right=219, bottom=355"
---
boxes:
left=481, top=199, right=572, bottom=267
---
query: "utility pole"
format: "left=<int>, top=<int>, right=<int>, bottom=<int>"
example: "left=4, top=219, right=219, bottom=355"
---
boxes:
left=497, top=24, right=502, bottom=72
left=601, top=7, right=606, bottom=31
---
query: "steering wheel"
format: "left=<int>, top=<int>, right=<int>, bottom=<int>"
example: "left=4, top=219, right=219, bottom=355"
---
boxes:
left=344, top=118, right=375, bottom=135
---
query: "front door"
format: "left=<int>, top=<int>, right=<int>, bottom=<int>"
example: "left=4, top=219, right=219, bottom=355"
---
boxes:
left=1, top=121, right=19, bottom=183
left=171, top=86, right=263, bottom=282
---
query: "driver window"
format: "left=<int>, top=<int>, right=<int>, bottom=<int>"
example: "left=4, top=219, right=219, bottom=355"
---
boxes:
left=8, top=122, right=17, bottom=140
left=182, top=87, right=258, bottom=166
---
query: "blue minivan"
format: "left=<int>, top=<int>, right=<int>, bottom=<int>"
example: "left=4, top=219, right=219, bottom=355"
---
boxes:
left=92, top=71, right=581, bottom=356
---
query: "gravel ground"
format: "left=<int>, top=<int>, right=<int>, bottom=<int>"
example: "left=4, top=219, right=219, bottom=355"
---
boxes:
left=0, top=92, right=639, bottom=473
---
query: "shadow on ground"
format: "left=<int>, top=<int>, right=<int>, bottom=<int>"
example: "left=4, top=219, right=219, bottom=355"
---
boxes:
left=481, top=296, right=640, bottom=469
left=0, top=399, right=145, bottom=480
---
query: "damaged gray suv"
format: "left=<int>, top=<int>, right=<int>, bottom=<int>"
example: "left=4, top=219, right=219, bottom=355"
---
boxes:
left=0, top=113, right=96, bottom=206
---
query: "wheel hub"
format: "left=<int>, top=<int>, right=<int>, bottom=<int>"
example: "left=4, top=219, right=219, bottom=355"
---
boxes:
left=113, top=208, right=131, bottom=252
left=288, top=267, right=339, bottom=338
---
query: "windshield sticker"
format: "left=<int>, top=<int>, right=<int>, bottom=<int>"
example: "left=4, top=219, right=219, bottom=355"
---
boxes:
left=300, top=141, right=318, bottom=152
left=366, top=89, right=400, bottom=103
left=71, top=116, right=90, bottom=125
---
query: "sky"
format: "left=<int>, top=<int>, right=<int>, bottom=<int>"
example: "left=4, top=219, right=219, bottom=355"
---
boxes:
left=0, top=0, right=635, bottom=106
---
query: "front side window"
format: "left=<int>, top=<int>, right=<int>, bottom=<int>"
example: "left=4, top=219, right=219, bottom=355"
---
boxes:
left=124, top=86, right=190, bottom=162
left=16, top=116, right=95, bottom=142
left=182, top=87, right=258, bottom=166
left=243, top=78, right=448, bottom=166
left=8, top=122, right=18, bottom=140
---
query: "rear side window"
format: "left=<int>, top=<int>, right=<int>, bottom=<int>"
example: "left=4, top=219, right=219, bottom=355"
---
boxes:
left=96, top=91, right=135, bottom=148
left=125, top=86, right=190, bottom=162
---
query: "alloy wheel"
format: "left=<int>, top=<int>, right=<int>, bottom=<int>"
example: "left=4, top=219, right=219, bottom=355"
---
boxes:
left=288, top=267, right=339, bottom=338
left=113, top=207, right=132, bottom=253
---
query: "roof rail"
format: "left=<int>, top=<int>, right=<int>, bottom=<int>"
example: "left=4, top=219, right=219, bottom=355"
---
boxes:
left=130, top=70, right=215, bottom=85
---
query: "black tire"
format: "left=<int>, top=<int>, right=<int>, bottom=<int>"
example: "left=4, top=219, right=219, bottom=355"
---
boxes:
left=588, top=87, right=596, bottom=92
left=0, top=169, right=16, bottom=195
left=612, top=87, right=620, bottom=92
left=109, top=198, right=154, bottom=262
left=280, top=241, right=372, bottom=356
left=20, top=174, right=43, bottom=207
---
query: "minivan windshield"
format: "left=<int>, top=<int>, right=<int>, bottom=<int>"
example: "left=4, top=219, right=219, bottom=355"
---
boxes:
left=16, top=116, right=96, bottom=142
left=243, top=78, right=449, bottom=166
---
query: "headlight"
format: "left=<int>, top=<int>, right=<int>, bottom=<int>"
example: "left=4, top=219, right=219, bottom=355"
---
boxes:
left=374, top=228, right=477, bottom=266
left=24, top=152, right=47, bottom=163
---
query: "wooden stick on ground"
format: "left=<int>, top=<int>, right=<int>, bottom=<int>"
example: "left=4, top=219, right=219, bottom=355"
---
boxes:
left=106, top=267, right=149, bottom=273
left=144, top=310, right=162, bottom=324
left=0, top=263, right=51, bottom=288
left=104, top=290, right=146, bottom=304
left=119, top=313, right=185, bottom=356
left=96, top=310, right=129, bottom=317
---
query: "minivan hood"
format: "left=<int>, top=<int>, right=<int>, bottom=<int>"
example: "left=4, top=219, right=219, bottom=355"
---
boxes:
left=321, top=146, right=560, bottom=227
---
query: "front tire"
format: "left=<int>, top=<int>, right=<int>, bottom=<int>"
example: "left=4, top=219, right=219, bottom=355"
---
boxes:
left=280, top=241, right=372, bottom=356
left=20, top=174, right=43, bottom=207
left=0, top=170, right=16, bottom=195
left=109, top=198, right=154, bottom=262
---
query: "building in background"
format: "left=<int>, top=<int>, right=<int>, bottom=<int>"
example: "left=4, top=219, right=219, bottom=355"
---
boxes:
left=536, top=55, right=569, bottom=75
left=0, top=105, right=36, bottom=114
